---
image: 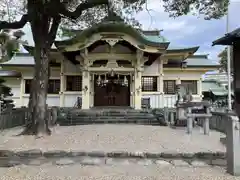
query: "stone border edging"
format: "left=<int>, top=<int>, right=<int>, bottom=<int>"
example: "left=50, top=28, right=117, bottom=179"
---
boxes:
left=0, top=149, right=225, bottom=160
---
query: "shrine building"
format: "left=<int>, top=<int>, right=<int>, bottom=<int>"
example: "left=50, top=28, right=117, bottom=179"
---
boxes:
left=0, top=20, right=220, bottom=109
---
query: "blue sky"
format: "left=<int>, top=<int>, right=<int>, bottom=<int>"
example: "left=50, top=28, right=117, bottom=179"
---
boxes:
left=21, top=0, right=240, bottom=62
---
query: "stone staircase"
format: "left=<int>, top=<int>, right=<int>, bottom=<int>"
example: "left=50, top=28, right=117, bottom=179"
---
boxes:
left=57, top=107, right=162, bottom=126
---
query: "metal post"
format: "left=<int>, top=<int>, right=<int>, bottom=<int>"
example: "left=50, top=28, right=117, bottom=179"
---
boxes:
left=187, top=107, right=193, bottom=134
left=226, top=2, right=232, bottom=111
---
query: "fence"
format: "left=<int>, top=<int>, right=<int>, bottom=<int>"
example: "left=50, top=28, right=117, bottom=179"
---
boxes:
left=0, top=107, right=58, bottom=130
left=197, top=111, right=236, bottom=134
left=0, top=108, right=27, bottom=130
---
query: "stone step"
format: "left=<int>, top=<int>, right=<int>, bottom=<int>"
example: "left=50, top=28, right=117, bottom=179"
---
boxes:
left=58, top=116, right=161, bottom=126
left=67, top=116, right=156, bottom=119
left=57, top=108, right=162, bottom=126
left=69, top=112, right=153, bottom=116
left=59, top=121, right=161, bottom=126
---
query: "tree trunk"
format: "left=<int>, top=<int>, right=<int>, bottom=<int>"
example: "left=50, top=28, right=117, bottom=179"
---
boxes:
left=18, top=4, right=60, bottom=136
left=32, top=44, right=51, bottom=136
left=19, top=44, right=51, bottom=136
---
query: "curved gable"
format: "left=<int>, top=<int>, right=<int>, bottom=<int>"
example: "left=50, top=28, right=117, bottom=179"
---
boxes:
left=55, top=22, right=169, bottom=53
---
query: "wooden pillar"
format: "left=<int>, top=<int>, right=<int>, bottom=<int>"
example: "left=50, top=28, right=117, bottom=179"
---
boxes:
left=20, top=78, right=24, bottom=106
left=159, top=58, right=164, bottom=108
left=81, top=49, right=90, bottom=109
left=134, top=50, right=143, bottom=110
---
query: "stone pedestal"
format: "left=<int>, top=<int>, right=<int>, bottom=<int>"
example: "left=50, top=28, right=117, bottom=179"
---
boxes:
left=226, top=115, right=240, bottom=176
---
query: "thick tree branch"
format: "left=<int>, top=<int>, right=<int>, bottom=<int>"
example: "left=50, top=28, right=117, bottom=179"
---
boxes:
left=59, top=0, right=109, bottom=20
left=48, top=16, right=61, bottom=45
left=0, top=14, right=29, bottom=30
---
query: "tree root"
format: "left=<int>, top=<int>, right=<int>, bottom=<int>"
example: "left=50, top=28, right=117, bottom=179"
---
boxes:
left=17, top=120, right=51, bottom=136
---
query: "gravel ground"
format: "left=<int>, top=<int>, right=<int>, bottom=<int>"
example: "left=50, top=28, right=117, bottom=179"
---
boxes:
left=0, top=164, right=239, bottom=180
left=0, top=125, right=225, bottom=153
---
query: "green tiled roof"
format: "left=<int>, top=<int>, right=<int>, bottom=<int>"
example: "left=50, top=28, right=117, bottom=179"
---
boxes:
left=202, top=80, right=228, bottom=96
left=55, top=21, right=170, bottom=49
left=184, top=55, right=220, bottom=67
left=143, top=34, right=168, bottom=43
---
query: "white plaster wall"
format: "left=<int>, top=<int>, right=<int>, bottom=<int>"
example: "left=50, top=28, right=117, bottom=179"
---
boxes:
left=142, top=94, right=177, bottom=108
left=142, top=94, right=201, bottom=108
left=64, top=94, right=82, bottom=107
left=22, top=95, right=60, bottom=107
left=142, top=69, right=203, bottom=108
left=143, top=61, right=160, bottom=76
left=4, top=78, right=21, bottom=97
left=164, top=71, right=202, bottom=80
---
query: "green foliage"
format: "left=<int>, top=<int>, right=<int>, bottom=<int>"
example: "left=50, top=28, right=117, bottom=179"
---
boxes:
left=0, top=78, right=14, bottom=110
left=162, top=0, right=229, bottom=20
left=218, top=47, right=233, bottom=73
left=0, top=29, right=24, bottom=62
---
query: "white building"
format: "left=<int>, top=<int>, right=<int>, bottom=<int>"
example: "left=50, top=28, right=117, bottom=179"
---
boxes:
left=0, top=21, right=219, bottom=109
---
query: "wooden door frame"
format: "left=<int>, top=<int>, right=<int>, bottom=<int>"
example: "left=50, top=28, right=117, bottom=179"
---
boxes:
left=93, top=74, right=131, bottom=107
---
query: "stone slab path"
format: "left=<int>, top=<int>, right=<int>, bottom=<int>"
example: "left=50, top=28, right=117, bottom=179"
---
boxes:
left=0, top=125, right=225, bottom=153
left=0, top=163, right=239, bottom=180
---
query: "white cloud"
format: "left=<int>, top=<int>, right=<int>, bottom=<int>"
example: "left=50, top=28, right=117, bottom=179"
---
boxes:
left=160, top=21, right=186, bottom=31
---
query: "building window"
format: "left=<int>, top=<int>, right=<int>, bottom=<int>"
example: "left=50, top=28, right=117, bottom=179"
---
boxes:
left=164, top=80, right=176, bottom=94
left=48, top=80, right=60, bottom=94
left=181, top=80, right=197, bottom=94
left=24, top=79, right=60, bottom=94
left=66, top=76, right=82, bottom=91
left=141, top=76, right=157, bottom=92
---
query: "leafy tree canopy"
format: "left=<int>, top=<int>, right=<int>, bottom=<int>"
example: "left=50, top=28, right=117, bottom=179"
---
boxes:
left=218, top=47, right=233, bottom=74
left=0, top=0, right=229, bottom=34
left=0, top=78, right=15, bottom=110
left=0, top=29, right=25, bottom=62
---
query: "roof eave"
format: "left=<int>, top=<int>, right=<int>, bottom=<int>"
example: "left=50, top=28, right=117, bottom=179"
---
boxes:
left=187, top=65, right=221, bottom=68
left=166, top=46, right=199, bottom=54
left=212, top=36, right=234, bottom=46
left=212, top=28, right=240, bottom=46
left=0, top=70, right=22, bottom=78
left=23, top=44, right=59, bottom=55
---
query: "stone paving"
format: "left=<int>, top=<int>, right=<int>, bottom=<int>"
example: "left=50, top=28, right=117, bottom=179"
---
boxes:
left=0, top=125, right=225, bottom=153
left=0, top=125, right=234, bottom=179
left=1, top=163, right=239, bottom=180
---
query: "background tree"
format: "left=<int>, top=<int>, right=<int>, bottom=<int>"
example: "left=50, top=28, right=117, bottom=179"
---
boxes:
left=0, top=29, right=25, bottom=62
left=0, top=29, right=25, bottom=111
left=0, top=78, right=15, bottom=111
left=0, top=0, right=229, bottom=136
left=218, top=47, right=233, bottom=74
